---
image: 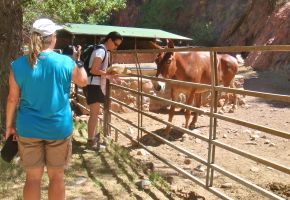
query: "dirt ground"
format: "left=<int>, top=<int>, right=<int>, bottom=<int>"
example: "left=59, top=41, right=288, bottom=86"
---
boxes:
left=108, top=68, right=290, bottom=200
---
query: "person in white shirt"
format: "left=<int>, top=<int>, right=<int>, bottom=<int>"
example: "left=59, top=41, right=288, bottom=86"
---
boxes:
left=86, top=31, right=123, bottom=149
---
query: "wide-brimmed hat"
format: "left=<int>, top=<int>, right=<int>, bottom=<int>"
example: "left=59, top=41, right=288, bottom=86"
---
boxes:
left=32, top=18, right=63, bottom=37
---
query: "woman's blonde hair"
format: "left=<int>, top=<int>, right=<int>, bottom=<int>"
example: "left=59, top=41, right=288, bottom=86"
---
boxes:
left=28, top=32, right=53, bottom=67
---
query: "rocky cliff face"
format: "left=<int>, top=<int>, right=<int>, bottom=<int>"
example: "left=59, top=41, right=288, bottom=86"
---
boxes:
left=110, top=0, right=144, bottom=26
left=110, top=0, right=290, bottom=71
left=242, top=2, right=290, bottom=71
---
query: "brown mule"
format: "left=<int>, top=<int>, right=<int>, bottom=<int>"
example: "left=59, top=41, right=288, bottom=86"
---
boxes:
left=154, top=40, right=238, bottom=135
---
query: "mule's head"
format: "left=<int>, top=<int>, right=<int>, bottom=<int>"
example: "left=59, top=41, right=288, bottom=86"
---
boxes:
left=155, top=39, right=177, bottom=79
left=154, top=40, right=177, bottom=91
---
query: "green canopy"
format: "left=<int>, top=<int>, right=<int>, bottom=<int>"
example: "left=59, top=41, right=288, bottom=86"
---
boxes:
left=63, top=23, right=191, bottom=40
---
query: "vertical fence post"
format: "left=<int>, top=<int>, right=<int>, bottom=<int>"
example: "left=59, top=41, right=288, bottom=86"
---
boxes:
left=115, top=128, right=119, bottom=142
left=206, top=51, right=219, bottom=188
left=211, top=52, right=219, bottom=186
left=134, top=50, right=143, bottom=144
left=103, top=80, right=111, bottom=137
left=74, top=84, right=78, bottom=101
left=103, top=52, right=113, bottom=137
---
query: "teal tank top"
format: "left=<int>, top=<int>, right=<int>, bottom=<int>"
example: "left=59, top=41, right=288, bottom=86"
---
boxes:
left=11, top=51, right=75, bottom=140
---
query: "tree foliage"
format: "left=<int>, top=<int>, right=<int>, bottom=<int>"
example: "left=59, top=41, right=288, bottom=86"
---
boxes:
left=137, top=0, right=183, bottom=33
left=22, top=0, right=126, bottom=29
left=190, top=21, right=217, bottom=46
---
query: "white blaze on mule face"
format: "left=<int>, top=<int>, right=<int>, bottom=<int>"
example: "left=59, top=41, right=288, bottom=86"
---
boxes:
left=154, top=74, right=166, bottom=92
left=158, top=74, right=166, bottom=91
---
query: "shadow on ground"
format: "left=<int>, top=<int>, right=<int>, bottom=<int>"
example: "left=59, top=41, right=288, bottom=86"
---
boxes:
left=137, top=128, right=185, bottom=147
left=243, top=70, right=290, bottom=107
left=70, top=130, right=192, bottom=200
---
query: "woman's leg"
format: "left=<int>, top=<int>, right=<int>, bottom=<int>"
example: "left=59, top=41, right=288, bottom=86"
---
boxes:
left=88, top=102, right=101, bottom=141
left=18, top=137, right=45, bottom=200
left=23, top=167, right=44, bottom=200
left=47, top=167, right=65, bottom=200
left=45, top=137, right=71, bottom=200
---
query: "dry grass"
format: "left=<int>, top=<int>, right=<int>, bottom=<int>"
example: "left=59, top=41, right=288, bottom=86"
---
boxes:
left=0, top=120, right=179, bottom=200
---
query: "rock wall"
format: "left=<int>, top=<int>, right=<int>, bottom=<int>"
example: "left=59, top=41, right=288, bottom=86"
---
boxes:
left=112, top=53, right=156, bottom=64
left=110, top=0, right=290, bottom=71
left=244, top=3, right=290, bottom=71
left=110, top=77, right=163, bottom=113
left=110, top=76, right=245, bottom=113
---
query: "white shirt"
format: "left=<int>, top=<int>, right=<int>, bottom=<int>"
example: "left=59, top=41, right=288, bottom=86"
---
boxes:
left=87, top=44, right=110, bottom=86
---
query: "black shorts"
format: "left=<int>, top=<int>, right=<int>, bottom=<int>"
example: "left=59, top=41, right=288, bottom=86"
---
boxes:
left=85, top=85, right=106, bottom=105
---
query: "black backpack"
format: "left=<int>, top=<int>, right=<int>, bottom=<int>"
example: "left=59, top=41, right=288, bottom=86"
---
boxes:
left=81, top=44, right=107, bottom=77
left=80, top=45, right=107, bottom=97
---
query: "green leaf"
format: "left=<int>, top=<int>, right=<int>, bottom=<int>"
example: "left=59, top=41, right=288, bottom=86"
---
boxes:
left=22, top=0, right=126, bottom=28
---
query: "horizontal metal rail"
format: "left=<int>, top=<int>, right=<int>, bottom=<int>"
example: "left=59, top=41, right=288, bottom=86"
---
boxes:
left=113, top=45, right=290, bottom=54
left=111, top=83, right=208, bottom=115
left=212, top=140, right=290, bottom=174
left=213, top=113, right=290, bottom=139
left=108, top=103, right=207, bottom=165
left=129, top=74, right=212, bottom=90
left=71, top=99, right=89, bottom=112
left=120, top=73, right=290, bottom=104
left=110, top=83, right=290, bottom=139
left=75, top=93, right=86, bottom=99
left=215, top=86, right=290, bottom=103
left=108, top=122, right=136, bottom=143
left=72, top=97, right=104, bottom=111
left=110, top=74, right=290, bottom=104
left=127, top=74, right=290, bottom=104
left=211, top=164, right=285, bottom=200
left=108, top=120, right=233, bottom=200
left=111, top=97, right=209, bottom=142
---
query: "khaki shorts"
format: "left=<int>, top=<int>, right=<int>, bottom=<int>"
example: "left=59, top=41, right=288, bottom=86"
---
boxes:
left=17, top=135, right=72, bottom=169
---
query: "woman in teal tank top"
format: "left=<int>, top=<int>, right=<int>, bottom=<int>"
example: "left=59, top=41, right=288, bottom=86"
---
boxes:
left=5, top=18, right=87, bottom=200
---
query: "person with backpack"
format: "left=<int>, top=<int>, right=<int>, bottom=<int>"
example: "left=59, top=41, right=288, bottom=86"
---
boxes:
left=86, top=31, right=123, bottom=149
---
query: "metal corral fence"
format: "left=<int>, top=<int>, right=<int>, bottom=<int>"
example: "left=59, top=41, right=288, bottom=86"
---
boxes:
left=73, top=45, right=290, bottom=200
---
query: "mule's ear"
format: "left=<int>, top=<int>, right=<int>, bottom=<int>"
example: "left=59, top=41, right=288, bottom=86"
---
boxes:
left=154, top=52, right=160, bottom=64
left=167, top=39, right=174, bottom=48
left=149, top=41, right=162, bottom=49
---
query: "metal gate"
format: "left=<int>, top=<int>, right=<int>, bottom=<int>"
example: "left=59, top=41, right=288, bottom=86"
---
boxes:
left=74, top=45, right=290, bottom=200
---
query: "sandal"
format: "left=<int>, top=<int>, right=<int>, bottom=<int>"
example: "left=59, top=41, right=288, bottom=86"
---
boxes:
left=87, top=133, right=101, bottom=150
left=86, top=139, right=98, bottom=150
left=94, top=133, right=100, bottom=144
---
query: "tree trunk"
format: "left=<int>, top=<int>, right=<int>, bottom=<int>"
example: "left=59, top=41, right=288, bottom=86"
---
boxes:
left=0, top=0, right=22, bottom=130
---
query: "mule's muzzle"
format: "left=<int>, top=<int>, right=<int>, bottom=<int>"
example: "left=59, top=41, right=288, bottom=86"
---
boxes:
left=153, top=81, right=166, bottom=92
left=154, top=83, right=162, bottom=91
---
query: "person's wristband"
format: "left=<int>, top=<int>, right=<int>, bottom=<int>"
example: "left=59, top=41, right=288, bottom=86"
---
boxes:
left=76, top=60, right=84, bottom=68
